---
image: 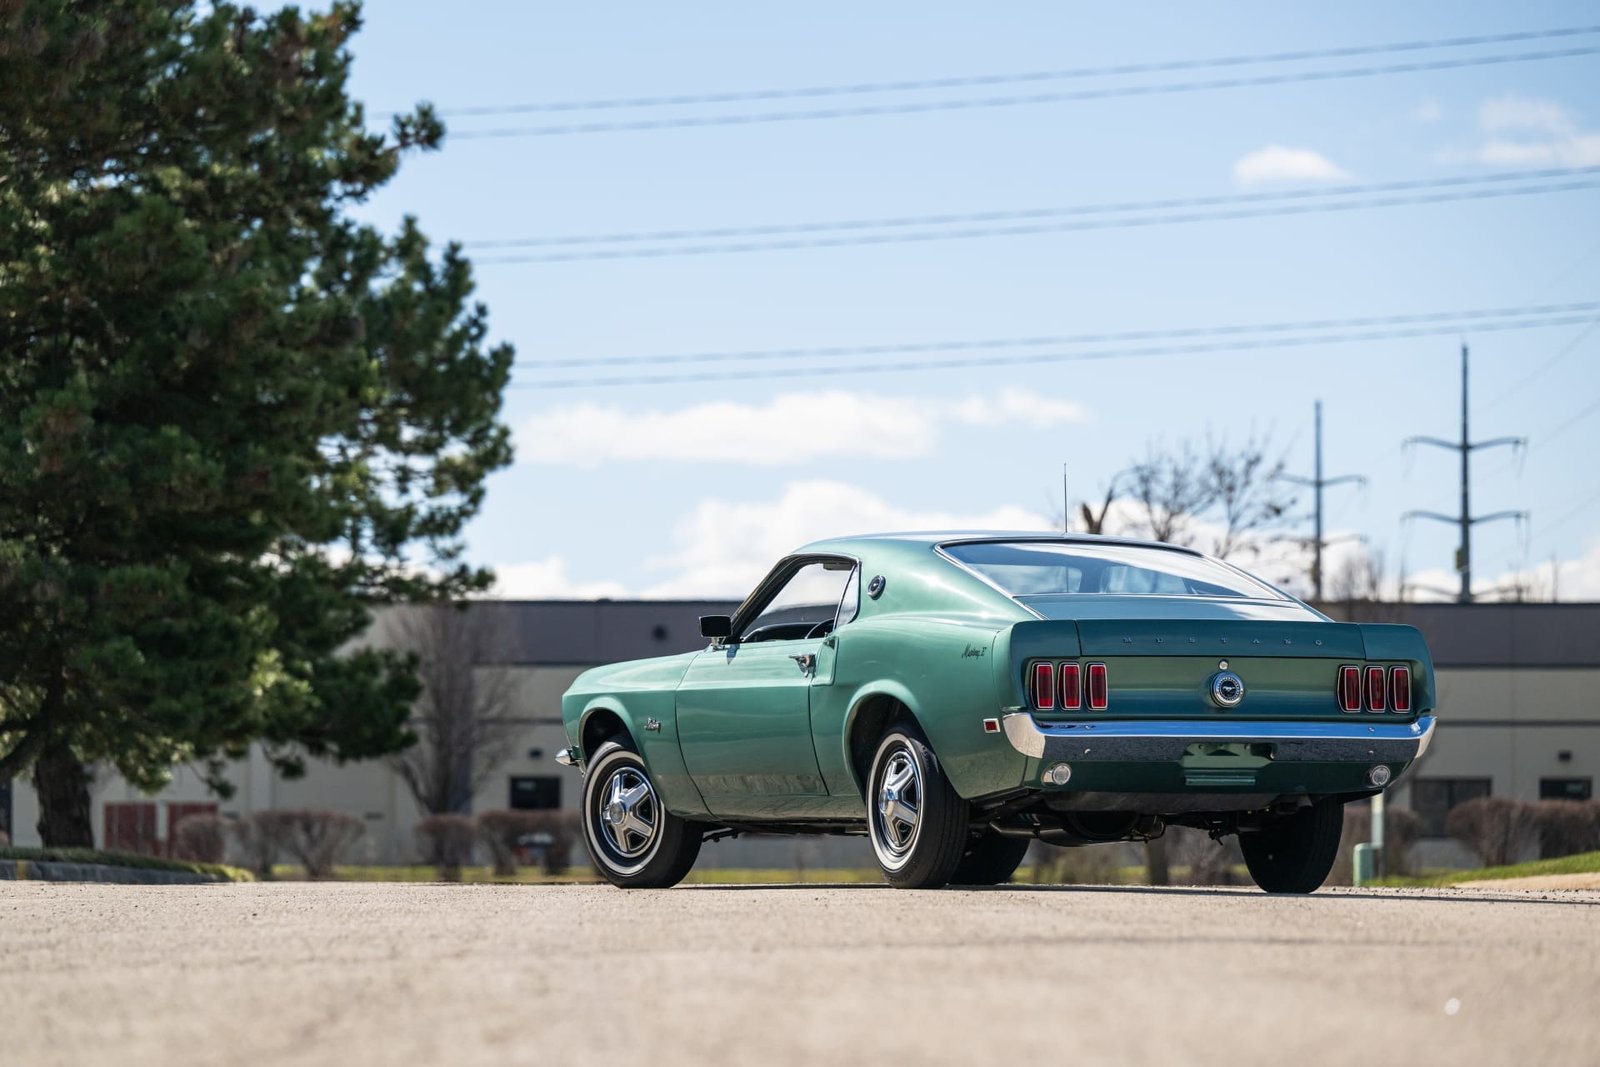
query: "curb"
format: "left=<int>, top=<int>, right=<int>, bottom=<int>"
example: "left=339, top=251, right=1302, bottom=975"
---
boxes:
left=0, top=859, right=237, bottom=885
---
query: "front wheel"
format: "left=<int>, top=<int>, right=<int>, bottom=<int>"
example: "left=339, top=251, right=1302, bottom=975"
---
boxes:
left=1239, top=798, right=1345, bottom=894
left=582, top=741, right=702, bottom=888
left=867, top=728, right=971, bottom=889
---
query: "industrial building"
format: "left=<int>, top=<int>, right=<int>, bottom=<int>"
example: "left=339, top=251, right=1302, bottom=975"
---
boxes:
left=4, top=600, right=1595, bottom=867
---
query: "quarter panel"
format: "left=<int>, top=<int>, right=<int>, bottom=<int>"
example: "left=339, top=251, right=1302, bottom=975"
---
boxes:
left=813, top=617, right=1027, bottom=800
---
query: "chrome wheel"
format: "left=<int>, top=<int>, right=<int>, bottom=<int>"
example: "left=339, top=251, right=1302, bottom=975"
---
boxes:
left=871, top=744, right=924, bottom=866
left=598, top=766, right=659, bottom=859
left=581, top=741, right=703, bottom=888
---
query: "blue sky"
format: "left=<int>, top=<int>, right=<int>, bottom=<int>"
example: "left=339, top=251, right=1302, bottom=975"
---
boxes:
left=346, top=1, right=1600, bottom=601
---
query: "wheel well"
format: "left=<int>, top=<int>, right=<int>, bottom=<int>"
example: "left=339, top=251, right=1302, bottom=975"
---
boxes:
left=846, top=693, right=913, bottom=797
left=581, top=708, right=631, bottom=759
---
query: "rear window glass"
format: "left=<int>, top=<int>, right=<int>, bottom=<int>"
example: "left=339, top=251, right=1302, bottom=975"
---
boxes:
left=942, top=541, right=1285, bottom=600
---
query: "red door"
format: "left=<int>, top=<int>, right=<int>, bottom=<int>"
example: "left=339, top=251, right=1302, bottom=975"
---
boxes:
left=103, top=802, right=159, bottom=855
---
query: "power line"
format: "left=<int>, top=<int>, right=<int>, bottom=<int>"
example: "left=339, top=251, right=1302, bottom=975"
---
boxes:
left=1480, top=315, right=1600, bottom=410
left=512, top=302, right=1600, bottom=371
left=509, top=311, right=1597, bottom=390
left=444, top=45, right=1600, bottom=139
left=1542, top=394, right=1600, bottom=444
left=1535, top=483, right=1600, bottom=539
left=467, top=166, right=1600, bottom=251
left=398, top=26, right=1600, bottom=118
left=471, top=171, right=1600, bottom=264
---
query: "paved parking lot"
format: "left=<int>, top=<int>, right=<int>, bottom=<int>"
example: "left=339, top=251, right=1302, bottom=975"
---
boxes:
left=4, top=881, right=1596, bottom=1066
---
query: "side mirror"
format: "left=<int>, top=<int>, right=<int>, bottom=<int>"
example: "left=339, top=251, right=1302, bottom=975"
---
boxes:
left=699, top=615, right=733, bottom=639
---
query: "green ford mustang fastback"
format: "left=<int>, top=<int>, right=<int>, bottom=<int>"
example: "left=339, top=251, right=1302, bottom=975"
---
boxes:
left=556, top=533, right=1436, bottom=891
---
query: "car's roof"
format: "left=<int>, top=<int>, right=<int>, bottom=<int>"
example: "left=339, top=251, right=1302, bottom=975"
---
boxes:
left=794, top=531, right=1206, bottom=557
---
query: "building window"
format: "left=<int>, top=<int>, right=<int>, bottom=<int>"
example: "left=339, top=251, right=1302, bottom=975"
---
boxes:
left=1410, top=777, right=1492, bottom=838
left=1539, top=778, right=1593, bottom=802
left=509, top=775, right=561, bottom=811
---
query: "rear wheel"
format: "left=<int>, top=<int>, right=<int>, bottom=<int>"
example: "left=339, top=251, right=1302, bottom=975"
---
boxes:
left=867, top=728, right=970, bottom=889
left=582, top=741, right=702, bottom=888
left=949, top=831, right=1031, bottom=886
left=1239, top=798, right=1344, bottom=894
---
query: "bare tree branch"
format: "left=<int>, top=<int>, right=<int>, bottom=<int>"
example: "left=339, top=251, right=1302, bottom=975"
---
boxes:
left=1201, top=433, right=1295, bottom=560
left=389, top=604, right=521, bottom=815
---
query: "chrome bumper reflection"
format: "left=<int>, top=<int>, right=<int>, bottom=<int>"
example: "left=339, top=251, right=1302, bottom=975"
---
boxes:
left=1001, top=713, right=1436, bottom=765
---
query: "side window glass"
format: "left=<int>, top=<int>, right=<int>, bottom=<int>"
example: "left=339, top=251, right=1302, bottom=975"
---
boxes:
left=739, top=560, right=854, bottom=643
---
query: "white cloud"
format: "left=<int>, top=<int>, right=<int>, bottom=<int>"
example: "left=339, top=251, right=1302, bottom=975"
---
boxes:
left=1480, top=95, right=1576, bottom=137
left=489, top=555, right=628, bottom=599
left=949, top=387, right=1091, bottom=429
left=1231, top=146, right=1353, bottom=188
left=640, top=480, right=1054, bottom=598
left=1456, top=94, right=1600, bottom=168
left=1402, top=536, right=1600, bottom=602
left=518, top=388, right=1088, bottom=468
left=1412, top=99, right=1443, bottom=124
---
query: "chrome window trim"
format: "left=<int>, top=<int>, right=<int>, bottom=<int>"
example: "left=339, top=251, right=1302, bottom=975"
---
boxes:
left=934, top=537, right=1291, bottom=606
left=726, top=552, right=862, bottom=644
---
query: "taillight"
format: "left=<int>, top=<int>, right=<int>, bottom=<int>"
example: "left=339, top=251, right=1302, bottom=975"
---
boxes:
left=1338, top=665, right=1362, bottom=713
left=1390, top=666, right=1412, bottom=713
left=1059, top=662, right=1082, bottom=710
left=1365, top=666, right=1387, bottom=712
left=1032, top=662, right=1055, bottom=710
left=1086, top=662, right=1109, bottom=711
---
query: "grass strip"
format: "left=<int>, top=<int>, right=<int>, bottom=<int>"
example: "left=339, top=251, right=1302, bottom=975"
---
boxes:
left=0, top=845, right=253, bottom=882
left=1372, top=849, right=1600, bottom=887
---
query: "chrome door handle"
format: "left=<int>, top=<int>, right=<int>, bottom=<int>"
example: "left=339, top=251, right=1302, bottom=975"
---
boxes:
left=789, top=653, right=816, bottom=674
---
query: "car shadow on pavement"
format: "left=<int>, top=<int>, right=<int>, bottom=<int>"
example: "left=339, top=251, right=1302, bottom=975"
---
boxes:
left=679, top=882, right=1600, bottom=906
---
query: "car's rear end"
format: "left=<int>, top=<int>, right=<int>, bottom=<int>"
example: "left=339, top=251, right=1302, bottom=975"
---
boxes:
left=997, top=614, right=1435, bottom=806
left=942, top=536, right=1436, bottom=892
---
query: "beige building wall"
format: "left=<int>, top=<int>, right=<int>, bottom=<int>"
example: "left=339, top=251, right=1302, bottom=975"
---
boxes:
left=1398, top=666, right=1598, bottom=811
left=7, top=602, right=1595, bottom=870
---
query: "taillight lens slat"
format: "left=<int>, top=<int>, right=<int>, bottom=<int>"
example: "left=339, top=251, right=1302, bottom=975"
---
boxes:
left=1059, top=662, right=1082, bottom=711
left=1390, top=666, right=1412, bottom=713
left=1032, top=662, right=1055, bottom=710
left=1365, top=666, right=1387, bottom=712
left=1338, top=665, right=1362, bottom=712
left=1086, top=662, right=1109, bottom=711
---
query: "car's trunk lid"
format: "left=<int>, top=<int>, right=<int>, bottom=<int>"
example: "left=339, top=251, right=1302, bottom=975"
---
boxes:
left=1009, top=615, right=1373, bottom=722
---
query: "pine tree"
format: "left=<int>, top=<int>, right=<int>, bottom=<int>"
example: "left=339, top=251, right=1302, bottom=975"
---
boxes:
left=0, top=2, right=514, bottom=844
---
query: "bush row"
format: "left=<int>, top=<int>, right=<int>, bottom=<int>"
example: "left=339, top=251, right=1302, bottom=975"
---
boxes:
left=414, top=810, right=583, bottom=880
left=1446, top=797, right=1600, bottom=867
left=172, top=810, right=365, bottom=878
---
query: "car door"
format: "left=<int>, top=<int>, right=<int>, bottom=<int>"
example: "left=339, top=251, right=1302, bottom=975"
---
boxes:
left=675, top=556, right=856, bottom=817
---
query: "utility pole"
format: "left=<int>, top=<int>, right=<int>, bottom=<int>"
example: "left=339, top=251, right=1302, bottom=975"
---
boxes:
left=1285, top=400, right=1364, bottom=601
left=1404, top=343, right=1525, bottom=603
left=1062, top=463, right=1070, bottom=533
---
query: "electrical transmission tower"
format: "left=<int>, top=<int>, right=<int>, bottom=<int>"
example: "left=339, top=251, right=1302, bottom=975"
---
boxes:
left=1404, top=342, right=1525, bottom=603
left=1285, top=400, right=1365, bottom=601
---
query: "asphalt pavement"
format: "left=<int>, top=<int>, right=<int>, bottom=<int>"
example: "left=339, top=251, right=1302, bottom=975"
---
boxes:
left=4, top=880, right=1596, bottom=1066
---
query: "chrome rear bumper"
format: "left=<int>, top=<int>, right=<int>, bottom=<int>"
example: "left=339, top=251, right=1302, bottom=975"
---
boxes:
left=1002, top=713, right=1436, bottom=765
